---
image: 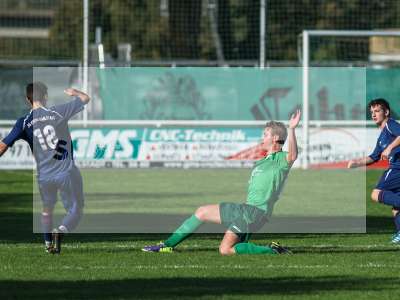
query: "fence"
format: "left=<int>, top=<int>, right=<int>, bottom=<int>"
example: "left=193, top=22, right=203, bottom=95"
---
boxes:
left=1, top=0, right=400, bottom=65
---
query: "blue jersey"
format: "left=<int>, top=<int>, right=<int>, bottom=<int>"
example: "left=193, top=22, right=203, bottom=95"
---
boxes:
left=3, top=97, right=84, bottom=179
left=369, top=118, right=400, bottom=169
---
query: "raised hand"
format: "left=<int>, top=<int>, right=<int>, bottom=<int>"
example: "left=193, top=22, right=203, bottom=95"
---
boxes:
left=347, top=160, right=358, bottom=168
left=289, top=109, right=301, bottom=129
left=381, top=147, right=391, bottom=161
left=64, top=88, right=79, bottom=97
left=64, top=88, right=90, bottom=103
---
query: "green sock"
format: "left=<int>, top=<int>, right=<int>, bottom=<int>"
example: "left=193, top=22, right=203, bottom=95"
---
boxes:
left=164, top=215, right=203, bottom=247
left=234, top=242, right=276, bottom=255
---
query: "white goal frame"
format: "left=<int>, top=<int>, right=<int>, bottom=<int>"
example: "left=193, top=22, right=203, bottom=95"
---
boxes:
left=302, top=30, right=400, bottom=169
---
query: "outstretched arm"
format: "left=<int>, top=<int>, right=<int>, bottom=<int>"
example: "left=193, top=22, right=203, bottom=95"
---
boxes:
left=347, top=156, right=375, bottom=168
left=348, top=136, right=400, bottom=168
left=286, top=110, right=301, bottom=166
left=64, top=88, right=90, bottom=104
left=0, top=141, right=9, bottom=157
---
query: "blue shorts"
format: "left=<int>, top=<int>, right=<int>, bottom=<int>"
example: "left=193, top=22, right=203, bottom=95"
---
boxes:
left=376, top=168, right=400, bottom=193
left=38, top=166, right=84, bottom=210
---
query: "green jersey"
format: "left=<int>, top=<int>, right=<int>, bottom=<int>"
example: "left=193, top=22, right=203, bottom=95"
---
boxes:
left=246, top=151, right=290, bottom=214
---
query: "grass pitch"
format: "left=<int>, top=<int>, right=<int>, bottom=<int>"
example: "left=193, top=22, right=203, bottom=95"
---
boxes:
left=0, top=169, right=399, bottom=299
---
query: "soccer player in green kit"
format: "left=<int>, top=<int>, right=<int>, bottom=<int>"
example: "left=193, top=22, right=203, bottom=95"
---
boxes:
left=143, top=110, right=301, bottom=255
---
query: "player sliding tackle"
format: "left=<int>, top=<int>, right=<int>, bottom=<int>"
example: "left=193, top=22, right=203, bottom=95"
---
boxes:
left=0, top=82, right=90, bottom=254
left=143, top=110, right=301, bottom=255
left=348, top=99, right=400, bottom=244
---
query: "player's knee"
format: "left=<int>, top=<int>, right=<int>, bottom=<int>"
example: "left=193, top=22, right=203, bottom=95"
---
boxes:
left=219, top=245, right=234, bottom=256
left=42, top=207, right=54, bottom=214
left=41, top=211, right=52, bottom=225
left=371, top=190, right=381, bottom=203
left=194, top=206, right=207, bottom=221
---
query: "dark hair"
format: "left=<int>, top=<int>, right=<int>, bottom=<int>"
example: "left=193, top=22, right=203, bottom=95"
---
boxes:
left=26, top=82, right=48, bottom=104
left=368, top=98, right=390, bottom=116
left=265, top=121, right=287, bottom=145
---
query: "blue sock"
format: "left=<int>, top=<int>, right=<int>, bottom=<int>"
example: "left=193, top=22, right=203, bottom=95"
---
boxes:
left=394, top=210, right=400, bottom=232
left=41, top=212, right=52, bottom=244
left=44, top=233, right=52, bottom=244
left=379, top=191, right=400, bottom=207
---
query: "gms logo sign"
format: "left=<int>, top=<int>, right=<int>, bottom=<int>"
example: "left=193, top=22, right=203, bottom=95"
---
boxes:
left=70, top=127, right=261, bottom=162
left=71, top=129, right=142, bottom=159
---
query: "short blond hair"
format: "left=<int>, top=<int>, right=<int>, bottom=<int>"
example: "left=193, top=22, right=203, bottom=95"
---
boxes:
left=265, top=121, right=287, bottom=144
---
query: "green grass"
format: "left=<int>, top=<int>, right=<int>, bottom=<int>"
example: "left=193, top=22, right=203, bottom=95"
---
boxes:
left=0, top=169, right=399, bottom=299
left=31, top=169, right=365, bottom=215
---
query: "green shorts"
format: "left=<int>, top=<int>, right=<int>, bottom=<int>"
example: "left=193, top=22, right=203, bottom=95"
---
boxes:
left=219, top=202, right=267, bottom=242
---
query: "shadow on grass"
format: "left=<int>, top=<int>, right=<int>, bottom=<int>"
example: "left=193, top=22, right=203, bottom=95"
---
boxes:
left=290, top=246, right=399, bottom=254
left=0, top=193, right=171, bottom=244
left=1, top=276, right=399, bottom=299
left=366, top=216, right=396, bottom=234
left=0, top=193, right=397, bottom=244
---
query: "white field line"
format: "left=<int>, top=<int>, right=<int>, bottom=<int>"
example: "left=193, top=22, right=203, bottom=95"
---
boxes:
left=1, top=243, right=399, bottom=249
left=1, top=263, right=400, bottom=272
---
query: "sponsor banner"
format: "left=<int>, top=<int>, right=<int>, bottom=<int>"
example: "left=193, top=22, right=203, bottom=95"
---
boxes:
left=0, top=126, right=382, bottom=169
left=71, top=127, right=377, bottom=168
left=0, top=128, right=34, bottom=169
left=72, top=128, right=143, bottom=160
left=139, top=128, right=261, bottom=161
left=75, top=160, right=255, bottom=169
left=307, top=128, right=369, bottom=167
left=99, top=67, right=370, bottom=121
left=71, top=127, right=261, bottom=161
left=97, top=67, right=400, bottom=121
left=70, top=127, right=262, bottom=165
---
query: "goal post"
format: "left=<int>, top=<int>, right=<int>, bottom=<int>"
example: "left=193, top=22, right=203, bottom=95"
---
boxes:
left=301, top=29, right=400, bottom=169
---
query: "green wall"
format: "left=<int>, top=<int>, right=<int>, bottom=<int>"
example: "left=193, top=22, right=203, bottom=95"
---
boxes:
left=98, top=67, right=399, bottom=120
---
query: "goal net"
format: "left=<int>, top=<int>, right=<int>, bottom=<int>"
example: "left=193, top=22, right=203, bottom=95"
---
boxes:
left=301, top=30, right=400, bottom=169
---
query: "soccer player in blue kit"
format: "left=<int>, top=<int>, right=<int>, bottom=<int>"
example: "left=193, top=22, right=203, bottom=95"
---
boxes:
left=348, top=99, right=400, bottom=243
left=0, top=82, right=90, bottom=254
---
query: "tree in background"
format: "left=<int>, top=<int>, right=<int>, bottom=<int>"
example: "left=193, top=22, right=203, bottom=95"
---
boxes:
left=50, top=0, right=169, bottom=60
left=218, top=0, right=259, bottom=61
left=266, top=0, right=400, bottom=62
left=49, top=0, right=83, bottom=59
left=168, top=0, right=202, bottom=59
left=47, top=0, right=400, bottom=62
